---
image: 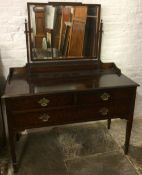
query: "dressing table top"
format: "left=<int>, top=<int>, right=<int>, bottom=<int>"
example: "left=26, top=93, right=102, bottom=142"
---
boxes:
left=3, top=62, right=138, bottom=98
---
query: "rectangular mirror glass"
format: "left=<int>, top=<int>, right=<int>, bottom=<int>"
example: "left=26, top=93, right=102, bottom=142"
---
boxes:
left=27, top=3, right=101, bottom=61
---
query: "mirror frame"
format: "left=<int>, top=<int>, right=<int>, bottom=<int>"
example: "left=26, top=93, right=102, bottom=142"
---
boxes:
left=26, top=2, right=101, bottom=62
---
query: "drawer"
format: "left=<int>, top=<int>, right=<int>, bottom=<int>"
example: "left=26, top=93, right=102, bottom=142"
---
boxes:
left=6, top=93, right=74, bottom=111
left=12, top=101, right=131, bottom=130
left=12, top=108, right=77, bottom=129
left=77, top=88, right=134, bottom=105
left=77, top=104, right=114, bottom=121
left=12, top=105, right=112, bottom=129
left=77, top=102, right=130, bottom=121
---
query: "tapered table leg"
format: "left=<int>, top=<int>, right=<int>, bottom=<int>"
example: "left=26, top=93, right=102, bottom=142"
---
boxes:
left=107, top=118, right=111, bottom=129
left=9, top=131, right=18, bottom=173
left=125, top=119, right=133, bottom=154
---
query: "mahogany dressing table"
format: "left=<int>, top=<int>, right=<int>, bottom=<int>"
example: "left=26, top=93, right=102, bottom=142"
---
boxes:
left=2, top=2, right=139, bottom=173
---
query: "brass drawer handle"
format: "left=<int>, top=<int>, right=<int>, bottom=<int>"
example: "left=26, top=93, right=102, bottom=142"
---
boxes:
left=38, top=98, right=50, bottom=107
left=99, top=107, right=109, bottom=116
left=100, top=93, right=110, bottom=101
left=39, top=113, right=50, bottom=122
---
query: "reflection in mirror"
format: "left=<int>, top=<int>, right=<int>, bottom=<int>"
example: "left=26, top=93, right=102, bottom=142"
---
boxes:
left=29, top=4, right=100, bottom=60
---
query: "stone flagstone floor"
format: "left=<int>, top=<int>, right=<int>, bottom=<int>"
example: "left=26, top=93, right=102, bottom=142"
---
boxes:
left=0, top=118, right=142, bottom=175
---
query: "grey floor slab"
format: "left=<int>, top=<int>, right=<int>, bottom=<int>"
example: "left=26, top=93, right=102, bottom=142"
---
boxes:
left=110, top=119, right=142, bottom=174
left=66, top=151, right=139, bottom=175
left=15, top=122, right=120, bottom=175
left=16, top=128, right=67, bottom=175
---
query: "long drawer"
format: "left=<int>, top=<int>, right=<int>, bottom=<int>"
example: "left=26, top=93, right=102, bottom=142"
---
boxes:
left=5, top=88, right=134, bottom=112
left=6, top=87, right=134, bottom=131
left=12, top=100, right=130, bottom=130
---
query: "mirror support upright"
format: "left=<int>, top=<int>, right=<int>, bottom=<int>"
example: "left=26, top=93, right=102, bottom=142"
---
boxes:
left=24, top=19, right=30, bottom=64
left=98, top=20, right=103, bottom=63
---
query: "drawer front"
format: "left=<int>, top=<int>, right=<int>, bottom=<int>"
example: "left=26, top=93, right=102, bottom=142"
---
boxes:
left=12, top=105, right=111, bottom=129
left=77, top=102, right=130, bottom=121
left=77, top=104, right=113, bottom=121
left=77, top=88, right=134, bottom=105
left=12, top=108, right=77, bottom=129
left=6, top=93, right=74, bottom=111
left=12, top=101, right=131, bottom=130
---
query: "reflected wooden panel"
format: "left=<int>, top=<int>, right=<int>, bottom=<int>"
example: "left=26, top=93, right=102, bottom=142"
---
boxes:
left=28, top=3, right=101, bottom=60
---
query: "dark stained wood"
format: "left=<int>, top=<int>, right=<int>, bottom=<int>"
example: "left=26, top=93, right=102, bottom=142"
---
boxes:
left=0, top=80, right=6, bottom=149
left=6, top=93, right=74, bottom=111
left=0, top=101, right=5, bottom=148
left=2, top=61, right=139, bottom=173
left=2, top=3, right=139, bottom=173
left=107, top=118, right=111, bottom=129
left=124, top=88, right=136, bottom=154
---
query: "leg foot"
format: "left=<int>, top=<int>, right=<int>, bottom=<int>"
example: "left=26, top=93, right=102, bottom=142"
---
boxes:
left=16, top=133, right=21, bottom=142
left=107, top=118, right=111, bottom=129
left=13, top=163, right=18, bottom=173
left=9, top=131, right=18, bottom=173
left=124, top=119, right=133, bottom=154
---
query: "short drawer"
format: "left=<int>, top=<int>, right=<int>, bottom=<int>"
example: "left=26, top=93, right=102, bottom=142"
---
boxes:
left=6, top=93, right=74, bottom=111
left=77, top=88, right=134, bottom=105
left=77, top=104, right=114, bottom=121
left=77, top=101, right=130, bottom=121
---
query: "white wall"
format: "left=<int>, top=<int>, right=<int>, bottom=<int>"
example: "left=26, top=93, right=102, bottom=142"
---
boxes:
left=0, top=0, right=142, bottom=117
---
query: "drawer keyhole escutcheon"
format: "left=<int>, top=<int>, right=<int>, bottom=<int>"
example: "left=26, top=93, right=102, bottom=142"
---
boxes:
left=100, top=93, right=110, bottom=101
left=39, top=113, right=50, bottom=122
left=38, top=98, right=50, bottom=107
left=99, top=107, right=109, bottom=116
